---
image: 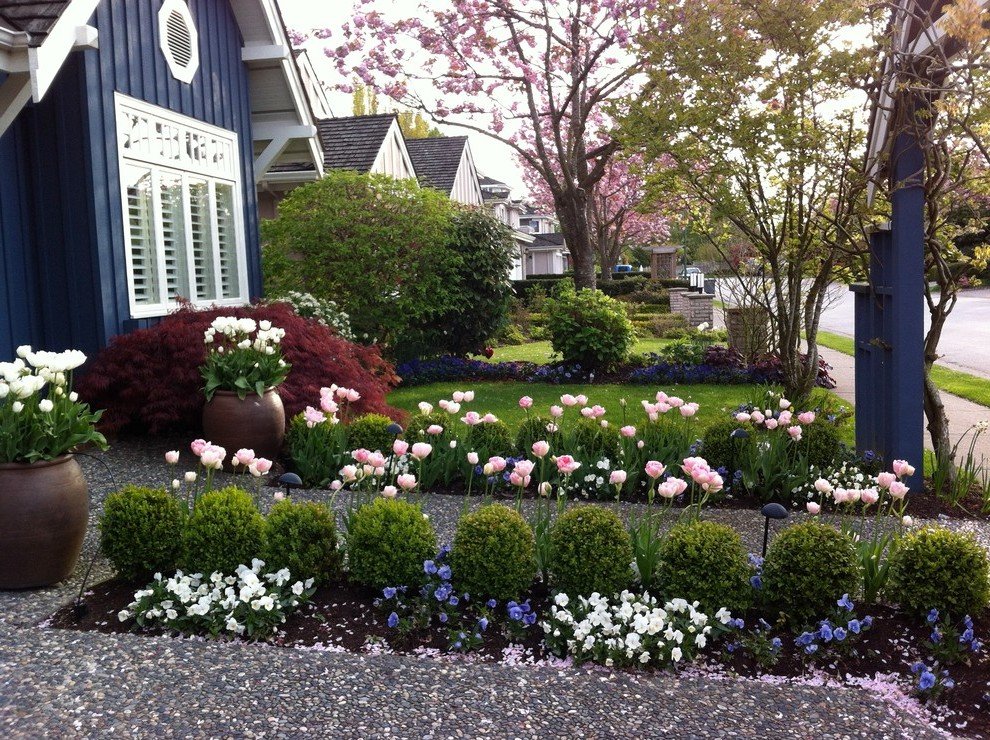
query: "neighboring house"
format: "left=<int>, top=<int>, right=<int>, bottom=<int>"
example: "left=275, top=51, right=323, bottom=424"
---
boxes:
left=480, top=174, right=533, bottom=281
left=528, top=233, right=569, bottom=276
left=405, top=135, right=483, bottom=206
left=519, top=205, right=559, bottom=235
left=0, top=0, right=321, bottom=359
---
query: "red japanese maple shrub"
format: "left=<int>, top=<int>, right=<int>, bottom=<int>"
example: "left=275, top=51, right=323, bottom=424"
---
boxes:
left=77, top=303, right=401, bottom=434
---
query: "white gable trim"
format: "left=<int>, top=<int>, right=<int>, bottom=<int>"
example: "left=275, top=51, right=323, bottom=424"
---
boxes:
left=450, top=142, right=484, bottom=205
left=370, top=119, right=418, bottom=180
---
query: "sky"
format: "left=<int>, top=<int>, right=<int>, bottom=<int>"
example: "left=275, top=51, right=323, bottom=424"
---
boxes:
left=276, top=0, right=529, bottom=196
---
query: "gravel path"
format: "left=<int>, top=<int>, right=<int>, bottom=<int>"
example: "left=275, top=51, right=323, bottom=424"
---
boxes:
left=0, top=440, right=973, bottom=738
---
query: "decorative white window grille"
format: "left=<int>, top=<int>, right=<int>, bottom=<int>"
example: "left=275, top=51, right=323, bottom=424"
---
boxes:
left=115, top=94, right=247, bottom=319
left=159, top=0, right=200, bottom=84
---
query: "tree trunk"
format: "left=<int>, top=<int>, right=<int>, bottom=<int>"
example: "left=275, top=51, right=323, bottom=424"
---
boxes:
left=555, top=189, right=597, bottom=290
left=923, top=368, right=952, bottom=470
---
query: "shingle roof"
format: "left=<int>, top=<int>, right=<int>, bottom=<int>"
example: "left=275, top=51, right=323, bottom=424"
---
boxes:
left=532, top=232, right=566, bottom=248
left=405, top=136, right=469, bottom=194
left=316, top=114, right=397, bottom=173
left=0, top=1, right=71, bottom=46
left=479, top=175, right=505, bottom=187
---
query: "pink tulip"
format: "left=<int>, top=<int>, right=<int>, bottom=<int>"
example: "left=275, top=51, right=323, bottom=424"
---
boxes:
left=902, top=515, right=913, bottom=526
left=199, top=450, right=223, bottom=470
left=514, top=459, right=536, bottom=477
left=304, top=406, right=327, bottom=427
left=645, top=460, right=666, bottom=479
left=609, top=470, right=627, bottom=486
left=532, top=440, right=550, bottom=458
left=419, top=402, right=434, bottom=415
left=463, top=391, right=475, bottom=402
left=488, top=456, right=507, bottom=472
left=892, top=459, right=915, bottom=478
left=439, top=400, right=451, bottom=411
left=320, top=385, right=336, bottom=399
left=575, top=394, right=589, bottom=406
left=832, top=488, right=849, bottom=504
left=335, top=387, right=349, bottom=400
left=657, top=402, right=672, bottom=414
left=340, top=465, right=358, bottom=482
left=329, top=480, right=343, bottom=491
left=806, top=502, right=821, bottom=515
left=467, top=452, right=479, bottom=465
left=764, top=418, right=779, bottom=430
left=397, top=474, right=417, bottom=491
left=482, top=413, right=499, bottom=424
left=556, top=455, right=581, bottom=475
left=539, top=482, right=552, bottom=497
left=446, top=402, right=461, bottom=414
left=519, top=395, right=533, bottom=409
left=190, top=438, right=208, bottom=456
left=814, top=478, right=834, bottom=494
left=888, top=480, right=909, bottom=500
left=798, top=411, right=816, bottom=425
left=668, top=396, right=684, bottom=408
left=750, top=411, right=765, bottom=424
left=234, top=448, right=256, bottom=467
left=165, top=450, right=180, bottom=465
left=861, top=488, right=880, bottom=506
left=452, top=391, right=465, bottom=403
left=657, top=477, right=688, bottom=499
left=461, top=411, right=481, bottom=426
left=320, top=396, right=339, bottom=415
left=778, top=410, right=793, bottom=425
left=779, top=398, right=791, bottom=410
left=679, top=403, right=698, bottom=418
left=637, top=440, right=645, bottom=449
left=591, top=405, right=606, bottom=418
left=656, top=391, right=669, bottom=403
left=550, top=405, right=564, bottom=418
left=382, top=485, right=398, bottom=498
left=352, top=448, right=371, bottom=463
left=580, top=407, right=594, bottom=418
left=701, top=472, right=724, bottom=493
left=648, top=412, right=659, bottom=422
left=368, top=451, right=387, bottom=469
left=346, top=389, right=361, bottom=402
left=427, top=424, right=444, bottom=435
left=411, top=443, right=433, bottom=460
left=876, top=472, right=896, bottom=489
left=681, top=456, right=710, bottom=475
left=620, top=425, right=636, bottom=438
left=735, top=412, right=751, bottom=424
left=847, top=489, right=862, bottom=504
left=374, top=466, right=385, bottom=477
left=509, top=471, right=531, bottom=487
left=273, top=491, right=285, bottom=502
left=787, top=425, right=802, bottom=440
left=393, top=439, right=409, bottom=456
left=560, top=394, right=577, bottom=407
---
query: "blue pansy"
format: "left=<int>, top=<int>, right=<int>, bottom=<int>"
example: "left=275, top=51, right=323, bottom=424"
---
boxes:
left=927, top=608, right=939, bottom=625
left=387, top=612, right=399, bottom=629
left=919, top=671, right=936, bottom=691
left=833, top=627, right=847, bottom=642
left=847, top=619, right=861, bottom=634
left=437, top=565, right=452, bottom=581
left=486, top=598, right=498, bottom=609
left=382, top=587, right=397, bottom=599
left=424, top=560, right=437, bottom=575
left=837, top=594, right=854, bottom=612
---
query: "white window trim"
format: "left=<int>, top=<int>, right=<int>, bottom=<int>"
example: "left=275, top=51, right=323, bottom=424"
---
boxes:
left=159, top=0, right=200, bottom=85
left=115, top=93, right=249, bottom=320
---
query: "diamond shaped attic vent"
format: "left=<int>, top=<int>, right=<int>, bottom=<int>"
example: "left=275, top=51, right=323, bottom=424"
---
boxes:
left=159, top=0, right=199, bottom=84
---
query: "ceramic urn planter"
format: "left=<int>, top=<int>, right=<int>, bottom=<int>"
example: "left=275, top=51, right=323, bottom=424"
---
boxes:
left=202, top=389, right=286, bottom=464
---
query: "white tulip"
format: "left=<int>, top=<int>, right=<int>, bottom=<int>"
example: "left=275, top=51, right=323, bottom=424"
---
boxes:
left=38, top=399, right=54, bottom=413
left=11, top=401, right=23, bottom=413
left=69, top=392, right=78, bottom=402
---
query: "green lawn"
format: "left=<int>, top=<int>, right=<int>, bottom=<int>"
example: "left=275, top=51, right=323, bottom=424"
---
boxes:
left=817, top=330, right=990, bottom=408
left=490, top=338, right=673, bottom=364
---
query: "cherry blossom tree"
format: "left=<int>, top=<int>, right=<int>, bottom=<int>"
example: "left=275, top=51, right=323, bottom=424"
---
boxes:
left=320, top=0, right=653, bottom=290
left=523, top=151, right=670, bottom=279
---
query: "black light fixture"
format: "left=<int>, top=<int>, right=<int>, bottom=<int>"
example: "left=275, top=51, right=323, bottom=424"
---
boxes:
left=277, top=472, right=303, bottom=498
left=386, top=422, right=404, bottom=437
left=760, top=502, right=789, bottom=557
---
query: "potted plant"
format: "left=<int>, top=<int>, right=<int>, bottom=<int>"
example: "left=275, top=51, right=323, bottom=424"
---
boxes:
left=0, top=346, right=107, bottom=589
left=200, top=316, right=290, bottom=464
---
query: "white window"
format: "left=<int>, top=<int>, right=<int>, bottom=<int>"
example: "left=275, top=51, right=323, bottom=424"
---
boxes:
left=115, top=94, right=248, bottom=319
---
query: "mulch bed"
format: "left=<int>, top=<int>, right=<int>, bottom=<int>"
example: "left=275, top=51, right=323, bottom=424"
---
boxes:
left=48, top=579, right=990, bottom=738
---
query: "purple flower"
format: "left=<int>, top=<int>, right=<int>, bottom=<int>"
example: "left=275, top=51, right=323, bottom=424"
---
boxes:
left=486, top=598, right=497, bottom=609
left=926, top=608, right=939, bottom=624
left=837, top=594, right=854, bottom=612
left=847, top=619, right=861, bottom=634
left=387, top=612, right=399, bottom=629
left=919, top=671, right=936, bottom=691
left=424, top=560, right=437, bottom=575
left=382, top=587, right=397, bottom=599
left=438, top=565, right=452, bottom=581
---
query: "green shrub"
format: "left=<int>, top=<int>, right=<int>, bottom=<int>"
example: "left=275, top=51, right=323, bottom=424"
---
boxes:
left=466, top=420, right=514, bottom=458
left=887, top=527, right=990, bottom=619
left=346, top=413, right=395, bottom=452
left=346, top=497, right=437, bottom=589
left=761, top=521, right=859, bottom=626
left=497, top=323, right=527, bottom=346
left=641, top=419, right=695, bottom=464
left=286, top=412, right=345, bottom=487
left=515, top=415, right=563, bottom=457
left=701, top=419, right=751, bottom=472
left=405, top=411, right=450, bottom=441
left=451, top=505, right=535, bottom=600
left=544, top=284, right=634, bottom=369
left=799, top=421, right=842, bottom=469
left=100, top=486, right=186, bottom=582
left=263, top=500, right=342, bottom=585
left=182, top=487, right=266, bottom=576
left=550, top=505, right=633, bottom=597
left=571, top=417, right=621, bottom=460
left=659, top=521, right=752, bottom=613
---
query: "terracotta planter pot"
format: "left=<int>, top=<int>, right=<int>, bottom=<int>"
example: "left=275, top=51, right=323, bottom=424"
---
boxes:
left=202, top=389, right=286, bottom=466
left=0, top=455, right=88, bottom=590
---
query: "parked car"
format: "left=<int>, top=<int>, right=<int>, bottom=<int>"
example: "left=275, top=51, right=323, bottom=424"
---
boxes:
left=679, top=266, right=702, bottom=279
left=613, top=264, right=633, bottom=273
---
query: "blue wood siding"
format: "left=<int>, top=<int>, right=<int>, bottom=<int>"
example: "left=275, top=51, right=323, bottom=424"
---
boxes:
left=0, top=0, right=259, bottom=359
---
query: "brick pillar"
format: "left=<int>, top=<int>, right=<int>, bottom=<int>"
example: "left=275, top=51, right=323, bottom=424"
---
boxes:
left=685, top=293, right=714, bottom=328
left=668, top=288, right=689, bottom=316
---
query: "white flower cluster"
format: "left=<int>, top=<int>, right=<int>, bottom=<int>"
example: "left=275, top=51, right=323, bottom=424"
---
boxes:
left=542, top=591, right=733, bottom=669
left=204, top=317, right=286, bottom=355
left=118, top=559, right=315, bottom=639
left=276, top=291, right=354, bottom=340
left=560, top=456, right=617, bottom=499
left=0, top=346, right=85, bottom=403
left=791, top=462, right=870, bottom=502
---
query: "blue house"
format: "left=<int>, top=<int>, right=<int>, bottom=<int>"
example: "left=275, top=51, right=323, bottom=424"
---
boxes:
left=0, top=0, right=323, bottom=359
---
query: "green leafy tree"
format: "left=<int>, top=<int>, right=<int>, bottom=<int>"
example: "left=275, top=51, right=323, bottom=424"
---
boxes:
left=262, top=171, right=457, bottom=352
left=620, top=0, right=871, bottom=400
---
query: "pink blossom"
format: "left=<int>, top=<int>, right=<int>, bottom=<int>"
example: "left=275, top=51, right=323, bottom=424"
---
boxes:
left=861, top=488, right=880, bottom=506
left=509, top=471, right=531, bottom=487
left=681, top=456, right=710, bottom=475
left=352, top=448, right=371, bottom=463
left=657, top=477, right=688, bottom=499
left=679, top=403, right=698, bottom=418
left=368, top=451, right=387, bottom=469
left=514, top=459, right=536, bottom=477
left=519, top=395, right=533, bottom=409
left=190, top=438, right=208, bottom=456
left=463, top=391, right=475, bottom=402
left=892, top=459, right=915, bottom=478
left=644, top=460, right=666, bottom=479
left=418, top=402, right=434, bottom=415
left=467, top=452, right=479, bottom=465
left=411, top=443, right=433, bottom=460
left=335, top=387, right=350, bottom=400
left=273, top=491, right=285, bottom=502
left=580, top=407, right=594, bottom=418
left=814, top=478, right=833, bottom=494
left=798, top=411, right=816, bottom=425
left=461, top=411, right=481, bottom=426
left=446, top=402, right=461, bottom=414
left=648, top=412, right=659, bottom=422
left=452, top=391, right=465, bottom=403
left=888, top=481, right=909, bottom=500
left=539, top=482, right=552, bottom=496
left=779, top=398, right=791, bottom=409
left=637, top=440, right=645, bottom=449
left=481, top=413, right=499, bottom=424
left=609, top=470, right=627, bottom=485
left=199, top=449, right=223, bottom=469
left=393, top=439, right=409, bottom=456
left=764, top=418, right=779, bottom=430
left=668, top=396, right=684, bottom=408
left=787, top=425, right=802, bottom=440
left=340, top=465, right=358, bottom=482
left=750, top=411, right=765, bottom=424
left=532, top=440, right=550, bottom=458
left=488, top=456, right=507, bottom=473
left=656, top=391, right=669, bottom=403
left=304, top=406, right=327, bottom=427
left=234, top=448, right=256, bottom=467
left=382, top=485, right=398, bottom=498
left=657, top=402, right=672, bottom=414
left=556, top=455, right=581, bottom=475
left=735, top=412, right=752, bottom=423
left=575, top=394, right=589, bottom=406
left=320, top=396, right=339, bottom=415
left=560, top=394, right=577, bottom=407
left=329, top=480, right=343, bottom=491
left=620, top=425, right=636, bottom=438
left=427, top=424, right=444, bottom=435
left=397, top=474, right=417, bottom=491
left=778, top=410, right=793, bottom=425
left=165, top=450, right=180, bottom=465
left=806, top=502, right=821, bottom=515
left=346, top=389, right=361, bottom=403
left=876, top=472, right=896, bottom=489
